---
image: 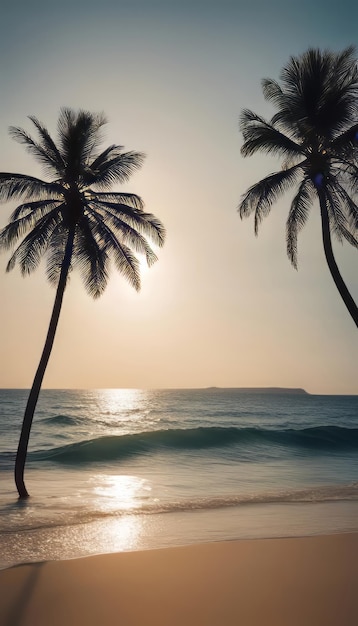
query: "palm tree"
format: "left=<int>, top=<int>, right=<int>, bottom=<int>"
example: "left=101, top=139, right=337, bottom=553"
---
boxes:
left=0, top=108, right=165, bottom=498
left=238, top=46, right=358, bottom=327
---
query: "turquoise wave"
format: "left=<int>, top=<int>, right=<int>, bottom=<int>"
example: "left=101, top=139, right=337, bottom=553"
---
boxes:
left=27, top=425, right=358, bottom=465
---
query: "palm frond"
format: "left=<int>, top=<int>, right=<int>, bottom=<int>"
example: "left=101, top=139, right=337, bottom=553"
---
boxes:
left=261, top=78, right=285, bottom=107
left=326, top=176, right=358, bottom=229
left=28, top=116, right=66, bottom=174
left=88, top=151, right=145, bottom=189
left=330, top=123, right=358, bottom=157
left=286, top=178, right=315, bottom=267
left=0, top=202, right=63, bottom=250
left=89, top=145, right=124, bottom=171
left=325, top=182, right=358, bottom=246
left=0, top=173, right=62, bottom=202
left=110, top=241, right=141, bottom=291
left=238, top=165, right=302, bottom=234
left=77, top=213, right=140, bottom=291
left=86, top=205, right=158, bottom=267
left=92, top=200, right=166, bottom=247
left=330, top=156, right=358, bottom=192
left=93, top=191, right=144, bottom=209
left=45, top=227, right=71, bottom=286
left=240, top=109, right=303, bottom=159
left=6, top=210, right=62, bottom=274
left=8, top=126, right=62, bottom=176
left=73, top=219, right=109, bottom=298
left=10, top=199, right=62, bottom=221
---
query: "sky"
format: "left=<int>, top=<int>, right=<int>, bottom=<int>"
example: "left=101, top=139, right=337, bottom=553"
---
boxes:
left=0, top=0, right=357, bottom=394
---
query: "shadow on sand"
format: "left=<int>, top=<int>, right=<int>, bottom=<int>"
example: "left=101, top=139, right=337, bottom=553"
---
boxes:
left=4, top=561, right=44, bottom=626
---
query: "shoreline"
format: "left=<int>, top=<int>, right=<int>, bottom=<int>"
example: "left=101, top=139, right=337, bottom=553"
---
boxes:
left=2, top=498, right=358, bottom=571
left=1, top=532, right=358, bottom=626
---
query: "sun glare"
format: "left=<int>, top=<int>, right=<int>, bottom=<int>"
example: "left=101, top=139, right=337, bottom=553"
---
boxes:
left=92, top=474, right=151, bottom=513
left=93, top=388, right=145, bottom=415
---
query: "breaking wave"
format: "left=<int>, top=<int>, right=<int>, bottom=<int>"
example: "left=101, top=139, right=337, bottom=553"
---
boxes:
left=27, top=425, right=358, bottom=465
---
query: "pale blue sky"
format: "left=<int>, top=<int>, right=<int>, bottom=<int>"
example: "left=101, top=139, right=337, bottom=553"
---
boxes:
left=0, top=0, right=357, bottom=393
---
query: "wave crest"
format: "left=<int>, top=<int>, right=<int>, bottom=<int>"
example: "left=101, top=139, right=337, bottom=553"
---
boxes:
left=41, top=414, right=80, bottom=426
left=29, top=425, right=358, bottom=465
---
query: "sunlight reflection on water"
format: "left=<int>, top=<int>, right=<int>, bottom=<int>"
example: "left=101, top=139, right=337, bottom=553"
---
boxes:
left=89, top=388, right=154, bottom=431
left=94, top=388, right=145, bottom=415
left=91, top=474, right=152, bottom=512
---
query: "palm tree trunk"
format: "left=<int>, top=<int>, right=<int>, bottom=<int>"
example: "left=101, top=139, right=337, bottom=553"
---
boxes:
left=14, top=229, right=76, bottom=498
left=318, top=191, right=358, bottom=328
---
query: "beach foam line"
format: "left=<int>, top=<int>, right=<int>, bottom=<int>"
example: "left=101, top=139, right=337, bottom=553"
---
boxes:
left=0, top=533, right=358, bottom=626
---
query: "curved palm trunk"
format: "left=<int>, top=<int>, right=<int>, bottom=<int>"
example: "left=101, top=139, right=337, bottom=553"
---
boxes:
left=318, top=191, right=358, bottom=328
left=15, top=229, right=75, bottom=498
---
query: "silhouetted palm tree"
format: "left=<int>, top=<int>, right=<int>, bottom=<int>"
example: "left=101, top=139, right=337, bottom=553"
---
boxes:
left=238, top=47, right=358, bottom=327
left=0, top=108, right=165, bottom=498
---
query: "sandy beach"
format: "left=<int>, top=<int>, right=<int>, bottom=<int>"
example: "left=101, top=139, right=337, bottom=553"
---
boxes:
left=1, top=532, right=357, bottom=626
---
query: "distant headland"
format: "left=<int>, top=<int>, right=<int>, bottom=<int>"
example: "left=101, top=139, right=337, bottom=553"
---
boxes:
left=205, top=387, right=309, bottom=395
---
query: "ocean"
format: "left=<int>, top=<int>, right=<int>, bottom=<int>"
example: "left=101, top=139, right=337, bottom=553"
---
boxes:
left=1, top=388, right=358, bottom=570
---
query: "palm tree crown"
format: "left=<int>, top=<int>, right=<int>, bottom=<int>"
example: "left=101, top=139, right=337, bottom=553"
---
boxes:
left=238, top=47, right=358, bottom=326
left=0, top=108, right=165, bottom=294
